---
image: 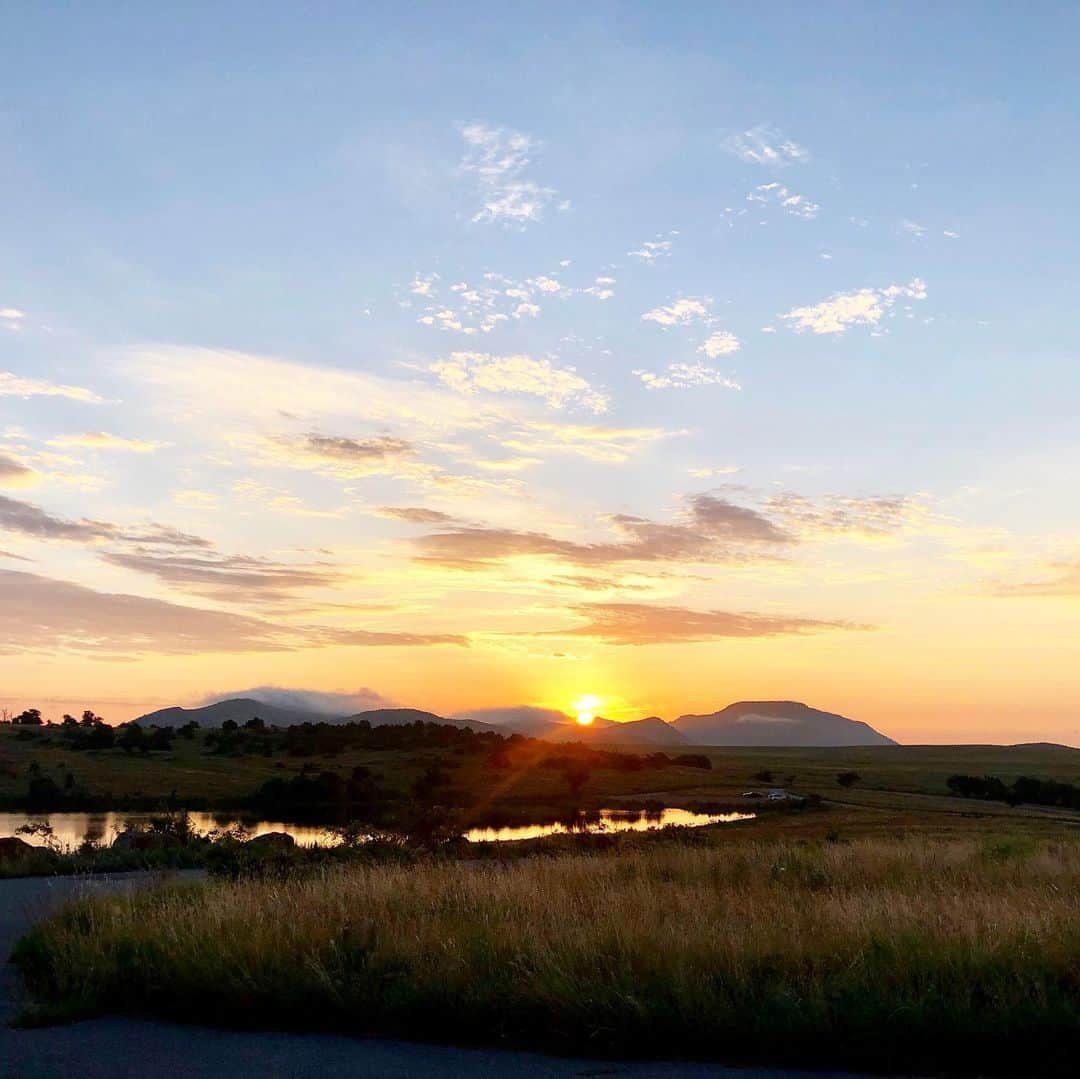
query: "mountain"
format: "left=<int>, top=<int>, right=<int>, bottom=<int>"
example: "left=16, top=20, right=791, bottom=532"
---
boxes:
left=345, top=708, right=500, bottom=733
left=453, top=706, right=688, bottom=745
left=451, top=706, right=572, bottom=737
left=674, top=701, right=896, bottom=747
left=560, top=716, right=688, bottom=747
left=134, top=698, right=344, bottom=728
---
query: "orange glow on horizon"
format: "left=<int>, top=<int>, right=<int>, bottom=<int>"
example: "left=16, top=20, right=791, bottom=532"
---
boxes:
left=573, top=694, right=602, bottom=726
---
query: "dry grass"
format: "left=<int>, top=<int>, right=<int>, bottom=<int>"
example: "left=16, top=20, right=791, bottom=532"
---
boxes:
left=15, top=835, right=1080, bottom=1073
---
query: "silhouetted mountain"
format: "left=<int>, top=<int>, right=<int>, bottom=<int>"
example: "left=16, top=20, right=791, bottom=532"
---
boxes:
left=345, top=708, right=500, bottom=733
left=557, top=716, right=689, bottom=746
left=134, top=698, right=341, bottom=729
left=674, top=701, right=896, bottom=746
left=451, top=706, right=573, bottom=737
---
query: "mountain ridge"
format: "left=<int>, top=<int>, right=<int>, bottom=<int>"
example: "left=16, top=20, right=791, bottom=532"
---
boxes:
left=135, top=696, right=897, bottom=746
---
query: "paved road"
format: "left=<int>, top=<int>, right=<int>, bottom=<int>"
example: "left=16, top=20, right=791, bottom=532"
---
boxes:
left=1, top=874, right=879, bottom=1079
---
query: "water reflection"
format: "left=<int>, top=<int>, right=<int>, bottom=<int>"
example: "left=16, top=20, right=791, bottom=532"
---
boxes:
left=463, top=808, right=755, bottom=843
left=0, top=806, right=754, bottom=850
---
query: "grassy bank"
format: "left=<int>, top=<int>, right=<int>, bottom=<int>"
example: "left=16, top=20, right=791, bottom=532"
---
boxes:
left=14, top=835, right=1080, bottom=1074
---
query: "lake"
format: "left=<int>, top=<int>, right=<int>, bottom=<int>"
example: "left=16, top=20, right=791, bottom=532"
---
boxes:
left=0, top=807, right=754, bottom=849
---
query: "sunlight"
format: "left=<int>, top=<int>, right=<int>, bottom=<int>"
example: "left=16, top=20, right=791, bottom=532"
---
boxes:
left=572, top=693, right=602, bottom=726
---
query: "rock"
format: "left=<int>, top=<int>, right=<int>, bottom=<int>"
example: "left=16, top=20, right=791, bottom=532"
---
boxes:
left=111, top=829, right=174, bottom=851
left=0, top=836, right=35, bottom=861
left=244, top=831, right=296, bottom=853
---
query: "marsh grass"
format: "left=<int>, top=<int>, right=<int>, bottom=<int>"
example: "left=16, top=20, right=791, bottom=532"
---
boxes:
left=14, top=836, right=1080, bottom=1074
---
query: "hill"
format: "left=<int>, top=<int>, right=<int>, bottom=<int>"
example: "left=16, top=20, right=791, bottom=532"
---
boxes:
left=674, top=701, right=896, bottom=747
left=345, top=708, right=500, bottom=733
left=558, top=716, right=688, bottom=747
left=134, top=698, right=343, bottom=729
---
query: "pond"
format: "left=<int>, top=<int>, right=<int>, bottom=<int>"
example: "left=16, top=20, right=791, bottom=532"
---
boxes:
left=0, top=807, right=755, bottom=850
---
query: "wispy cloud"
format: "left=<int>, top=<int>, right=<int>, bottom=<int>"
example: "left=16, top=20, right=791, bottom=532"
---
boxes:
left=989, top=559, right=1080, bottom=598
left=459, top=122, right=558, bottom=227
left=0, top=569, right=464, bottom=655
left=723, top=124, right=808, bottom=166
left=748, top=182, right=820, bottom=219
left=258, top=432, right=417, bottom=479
left=782, top=278, right=927, bottom=335
left=497, top=420, right=678, bottom=464
left=628, top=234, right=677, bottom=262
left=49, top=432, right=167, bottom=453
left=635, top=363, right=741, bottom=391
left=430, top=352, right=608, bottom=413
left=0, top=493, right=116, bottom=542
left=410, top=493, right=792, bottom=571
left=0, top=372, right=103, bottom=403
left=642, top=297, right=713, bottom=327
left=548, top=601, right=855, bottom=645
left=0, top=454, right=37, bottom=489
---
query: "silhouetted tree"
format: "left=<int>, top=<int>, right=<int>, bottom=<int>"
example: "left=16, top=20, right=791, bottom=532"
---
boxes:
left=13, top=708, right=43, bottom=726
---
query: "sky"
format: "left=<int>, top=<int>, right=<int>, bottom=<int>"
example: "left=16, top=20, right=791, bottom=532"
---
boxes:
left=2, top=3, right=1079, bottom=744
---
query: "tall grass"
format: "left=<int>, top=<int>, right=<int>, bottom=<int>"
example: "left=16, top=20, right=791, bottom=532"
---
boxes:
left=14, top=836, right=1080, bottom=1073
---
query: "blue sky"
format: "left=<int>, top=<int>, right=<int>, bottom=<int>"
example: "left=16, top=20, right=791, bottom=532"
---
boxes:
left=2, top=4, right=1079, bottom=741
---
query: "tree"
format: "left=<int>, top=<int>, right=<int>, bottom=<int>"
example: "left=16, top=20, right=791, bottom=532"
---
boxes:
left=221, top=719, right=239, bottom=732
left=836, top=771, right=861, bottom=788
left=563, top=761, right=592, bottom=799
left=62, top=714, right=79, bottom=727
left=13, top=708, right=43, bottom=726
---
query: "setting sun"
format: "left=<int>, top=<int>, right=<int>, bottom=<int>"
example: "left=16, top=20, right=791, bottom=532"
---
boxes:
left=572, top=694, right=602, bottom=726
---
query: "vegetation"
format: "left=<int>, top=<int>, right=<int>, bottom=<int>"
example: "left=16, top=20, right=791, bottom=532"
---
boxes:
left=948, top=772, right=1080, bottom=809
left=14, top=834, right=1080, bottom=1074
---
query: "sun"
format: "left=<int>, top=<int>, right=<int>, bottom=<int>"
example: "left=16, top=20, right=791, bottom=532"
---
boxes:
left=572, top=694, right=602, bottom=726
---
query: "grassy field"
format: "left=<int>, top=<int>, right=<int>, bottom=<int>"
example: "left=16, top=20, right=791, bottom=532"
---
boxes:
left=4, top=722, right=1080, bottom=828
left=15, top=832, right=1080, bottom=1075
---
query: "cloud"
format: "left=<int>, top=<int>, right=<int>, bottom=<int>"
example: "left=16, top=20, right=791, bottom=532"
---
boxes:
left=636, top=363, right=740, bottom=391
left=781, top=279, right=927, bottom=335
left=748, top=182, right=820, bottom=219
left=764, top=493, right=925, bottom=540
left=0, top=454, right=37, bottom=489
left=410, top=273, right=437, bottom=297
left=899, top=220, right=927, bottom=238
left=410, top=493, right=792, bottom=570
left=688, top=466, right=741, bottom=478
left=48, top=432, right=167, bottom=453
left=0, top=372, right=103, bottom=403
left=0, top=493, right=116, bottom=542
left=0, top=569, right=296, bottom=655
left=723, top=125, right=808, bottom=166
left=0, top=569, right=463, bottom=656
left=100, top=549, right=342, bottom=602
left=430, top=352, right=608, bottom=413
left=628, top=236, right=675, bottom=262
left=260, top=432, right=417, bottom=478
left=642, top=297, right=712, bottom=327
left=699, top=331, right=741, bottom=358
left=121, top=346, right=500, bottom=436
left=549, top=601, right=855, bottom=645
left=497, top=420, right=679, bottom=464
left=459, top=122, right=557, bottom=227
left=376, top=506, right=460, bottom=525
left=990, top=560, right=1080, bottom=598
left=195, top=685, right=395, bottom=715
